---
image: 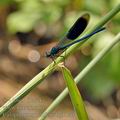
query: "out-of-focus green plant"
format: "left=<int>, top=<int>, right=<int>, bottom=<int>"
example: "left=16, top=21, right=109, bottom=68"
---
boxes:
left=0, top=0, right=14, bottom=5
left=7, top=0, right=71, bottom=33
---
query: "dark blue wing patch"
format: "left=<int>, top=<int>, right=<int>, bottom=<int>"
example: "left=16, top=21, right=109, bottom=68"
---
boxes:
left=66, top=13, right=90, bottom=40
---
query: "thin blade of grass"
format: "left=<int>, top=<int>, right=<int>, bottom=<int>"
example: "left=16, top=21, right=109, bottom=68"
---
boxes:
left=60, top=65, right=89, bottom=120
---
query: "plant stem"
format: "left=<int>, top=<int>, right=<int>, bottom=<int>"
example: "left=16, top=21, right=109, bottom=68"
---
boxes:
left=39, top=33, right=120, bottom=120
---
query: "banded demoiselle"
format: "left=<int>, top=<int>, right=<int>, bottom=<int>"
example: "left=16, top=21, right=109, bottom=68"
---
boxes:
left=46, top=13, right=105, bottom=58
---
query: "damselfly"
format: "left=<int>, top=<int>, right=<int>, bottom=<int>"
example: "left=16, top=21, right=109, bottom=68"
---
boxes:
left=46, top=13, right=105, bottom=58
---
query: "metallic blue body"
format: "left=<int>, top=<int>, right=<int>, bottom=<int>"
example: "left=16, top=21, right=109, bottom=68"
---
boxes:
left=46, top=27, right=105, bottom=58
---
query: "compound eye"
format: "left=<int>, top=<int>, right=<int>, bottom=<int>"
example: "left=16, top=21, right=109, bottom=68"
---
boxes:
left=52, top=47, right=59, bottom=53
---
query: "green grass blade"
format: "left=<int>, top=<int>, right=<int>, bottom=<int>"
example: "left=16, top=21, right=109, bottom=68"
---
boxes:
left=61, top=65, right=89, bottom=120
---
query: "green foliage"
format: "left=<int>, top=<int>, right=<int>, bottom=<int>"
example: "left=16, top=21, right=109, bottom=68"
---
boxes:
left=81, top=66, right=115, bottom=100
left=7, top=0, right=70, bottom=33
left=0, top=0, right=14, bottom=5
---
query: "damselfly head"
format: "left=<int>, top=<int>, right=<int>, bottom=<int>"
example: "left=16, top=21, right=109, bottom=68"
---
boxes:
left=45, top=47, right=59, bottom=58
